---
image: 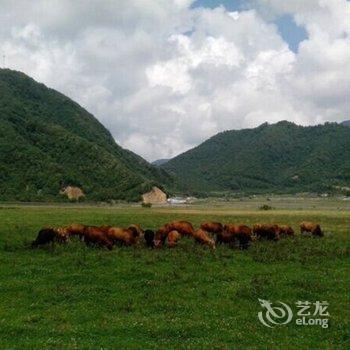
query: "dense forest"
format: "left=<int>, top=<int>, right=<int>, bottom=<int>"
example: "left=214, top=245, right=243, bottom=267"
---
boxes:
left=163, top=121, right=350, bottom=195
left=0, top=69, right=173, bottom=202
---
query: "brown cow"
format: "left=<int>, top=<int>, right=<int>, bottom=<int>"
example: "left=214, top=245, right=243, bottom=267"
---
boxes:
left=128, top=224, right=144, bottom=238
left=55, top=227, right=70, bottom=243
left=99, top=225, right=112, bottom=233
left=253, top=224, right=280, bottom=241
left=166, top=221, right=195, bottom=236
left=106, top=226, right=140, bottom=246
left=154, top=225, right=169, bottom=248
left=82, top=226, right=114, bottom=250
left=66, top=223, right=86, bottom=240
left=216, top=229, right=235, bottom=245
left=155, top=220, right=195, bottom=247
left=300, top=222, right=323, bottom=237
left=200, top=221, right=223, bottom=234
left=279, top=225, right=295, bottom=237
left=167, top=230, right=181, bottom=248
left=223, top=224, right=252, bottom=249
left=193, top=229, right=216, bottom=249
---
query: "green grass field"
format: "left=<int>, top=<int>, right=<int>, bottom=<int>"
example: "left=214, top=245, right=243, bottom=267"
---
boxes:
left=0, top=200, right=349, bottom=349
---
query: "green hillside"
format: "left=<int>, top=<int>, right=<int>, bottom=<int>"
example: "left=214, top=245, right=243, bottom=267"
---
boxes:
left=0, top=69, right=172, bottom=201
left=163, top=121, right=350, bottom=195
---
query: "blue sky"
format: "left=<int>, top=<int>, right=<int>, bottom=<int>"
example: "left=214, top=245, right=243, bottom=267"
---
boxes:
left=192, top=0, right=248, bottom=11
left=192, top=0, right=308, bottom=52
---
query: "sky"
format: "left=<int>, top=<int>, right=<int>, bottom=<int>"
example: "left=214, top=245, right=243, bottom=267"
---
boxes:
left=0, top=0, right=349, bottom=161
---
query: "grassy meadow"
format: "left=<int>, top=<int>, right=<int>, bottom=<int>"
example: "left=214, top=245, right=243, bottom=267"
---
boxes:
left=0, top=198, right=349, bottom=349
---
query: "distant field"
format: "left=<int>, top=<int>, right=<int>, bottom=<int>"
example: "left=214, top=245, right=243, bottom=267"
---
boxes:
left=0, top=200, right=349, bottom=349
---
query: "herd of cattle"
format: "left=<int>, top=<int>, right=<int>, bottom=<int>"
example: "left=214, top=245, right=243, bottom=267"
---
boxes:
left=32, top=220, right=324, bottom=250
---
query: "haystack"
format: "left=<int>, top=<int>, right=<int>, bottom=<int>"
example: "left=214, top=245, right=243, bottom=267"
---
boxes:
left=60, top=186, right=85, bottom=200
left=142, top=186, right=167, bottom=204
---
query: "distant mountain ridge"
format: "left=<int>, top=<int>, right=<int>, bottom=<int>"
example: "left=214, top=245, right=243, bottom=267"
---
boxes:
left=163, top=121, right=350, bottom=194
left=152, top=159, right=170, bottom=166
left=341, top=120, right=350, bottom=127
left=0, top=69, right=172, bottom=201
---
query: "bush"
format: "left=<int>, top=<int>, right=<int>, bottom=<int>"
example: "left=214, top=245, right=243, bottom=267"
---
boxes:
left=259, top=204, right=273, bottom=211
left=141, top=202, right=152, bottom=208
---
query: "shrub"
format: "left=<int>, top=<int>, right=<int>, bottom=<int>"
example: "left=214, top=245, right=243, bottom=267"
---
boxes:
left=259, top=204, right=273, bottom=211
left=141, top=202, right=152, bottom=208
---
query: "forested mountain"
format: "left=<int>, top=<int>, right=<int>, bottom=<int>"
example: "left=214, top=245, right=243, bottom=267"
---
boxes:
left=163, top=121, right=350, bottom=195
left=0, top=69, right=172, bottom=201
left=1, top=68, right=348, bottom=201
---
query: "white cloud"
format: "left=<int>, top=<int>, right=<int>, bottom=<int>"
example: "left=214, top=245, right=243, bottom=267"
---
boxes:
left=0, top=0, right=349, bottom=161
left=147, top=34, right=243, bottom=94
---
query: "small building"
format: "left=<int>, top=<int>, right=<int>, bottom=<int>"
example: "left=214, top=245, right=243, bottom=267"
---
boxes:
left=168, top=196, right=197, bottom=204
left=142, top=186, right=167, bottom=204
left=167, top=197, right=187, bottom=204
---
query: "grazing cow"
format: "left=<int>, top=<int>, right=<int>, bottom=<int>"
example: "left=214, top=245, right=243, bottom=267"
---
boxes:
left=155, top=220, right=195, bottom=247
left=193, top=229, right=216, bottom=249
left=67, top=224, right=111, bottom=239
left=279, top=225, right=295, bottom=237
left=166, top=221, right=195, bottom=236
left=167, top=221, right=194, bottom=236
left=32, top=228, right=57, bottom=247
left=106, top=226, right=140, bottom=246
left=253, top=224, right=280, bottom=241
left=66, top=223, right=86, bottom=240
left=144, top=229, right=155, bottom=248
left=300, top=222, right=323, bottom=237
left=128, top=224, right=144, bottom=238
left=216, top=229, right=235, bottom=245
left=200, top=221, right=223, bottom=234
left=32, top=227, right=69, bottom=247
left=82, top=226, right=114, bottom=250
left=167, top=230, right=181, bottom=248
left=55, top=227, right=70, bottom=243
left=154, top=225, right=169, bottom=248
left=99, top=225, right=112, bottom=233
left=223, top=224, right=252, bottom=249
